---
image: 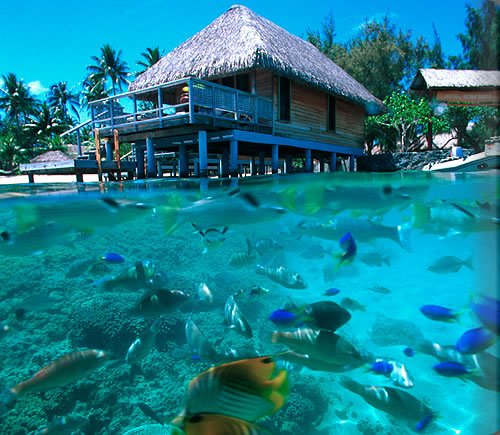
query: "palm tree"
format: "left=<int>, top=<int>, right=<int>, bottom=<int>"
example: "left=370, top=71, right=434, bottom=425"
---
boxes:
left=136, top=46, right=163, bottom=76
left=24, top=103, right=67, bottom=144
left=47, top=82, right=80, bottom=123
left=0, top=73, right=38, bottom=149
left=86, top=44, right=129, bottom=95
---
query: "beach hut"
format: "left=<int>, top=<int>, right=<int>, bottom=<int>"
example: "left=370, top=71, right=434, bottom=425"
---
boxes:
left=90, top=4, right=383, bottom=177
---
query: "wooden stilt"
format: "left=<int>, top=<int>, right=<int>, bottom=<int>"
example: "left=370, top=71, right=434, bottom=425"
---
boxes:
left=94, top=128, right=103, bottom=182
left=113, top=129, right=122, bottom=181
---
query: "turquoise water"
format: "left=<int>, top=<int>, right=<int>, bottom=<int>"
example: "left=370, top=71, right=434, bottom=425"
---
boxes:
left=0, top=171, right=497, bottom=434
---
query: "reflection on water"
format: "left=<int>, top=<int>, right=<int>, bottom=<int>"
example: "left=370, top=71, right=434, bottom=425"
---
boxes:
left=0, top=171, right=497, bottom=434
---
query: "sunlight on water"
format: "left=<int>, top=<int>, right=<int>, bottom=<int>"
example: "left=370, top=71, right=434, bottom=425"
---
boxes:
left=0, top=171, right=497, bottom=434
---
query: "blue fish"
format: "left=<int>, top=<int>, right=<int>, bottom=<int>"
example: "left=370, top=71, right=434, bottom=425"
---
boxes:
left=470, top=294, right=499, bottom=335
left=433, top=361, right=469, bottom=377
left=456, top=327, right=496, bottom=354
left=420, top=305, right=460, bottom=322
left=268, top=309, right=299, bottom=326
left=102, top=252, right=125, bottom=263
left=370, top=360, right=394, bottom=374
left=323, top=288, right=340, bottom=296
left=415, top=413, right=435, bottom=432
left=337, top=232, right=357, bottom=267
left=403, top=347, right=415, bottom=357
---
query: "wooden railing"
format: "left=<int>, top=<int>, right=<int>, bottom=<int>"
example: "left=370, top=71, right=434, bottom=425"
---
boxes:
left=89, top=78, right=273, bottom=136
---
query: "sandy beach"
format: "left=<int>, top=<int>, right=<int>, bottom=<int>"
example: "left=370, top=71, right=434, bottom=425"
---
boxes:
left=0, top=174, right=101, bottom=185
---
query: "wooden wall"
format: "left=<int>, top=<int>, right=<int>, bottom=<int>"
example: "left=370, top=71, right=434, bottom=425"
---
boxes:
left=254, top=70, right=366, bottom=149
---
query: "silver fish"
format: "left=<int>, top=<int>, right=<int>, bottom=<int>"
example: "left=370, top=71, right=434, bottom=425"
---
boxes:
left=126, top=318, right=162, bottom=366
left=185, top=317, right=218, bottom=363
left=428, top=255, right=473, bottom=274
left=223, top=295, right=253, bottom=338
left=197, top=282, right=213, bottom=303
left=255, top=265, right=307, bottom=289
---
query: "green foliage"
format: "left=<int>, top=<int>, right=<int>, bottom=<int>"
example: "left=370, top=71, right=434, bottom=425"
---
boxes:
left=456, top=0, right=499, bottom=70
left=367, top=92, right=450, bottom=152
left=47, top=82, right=81, bottom=123
left=0, top=130, right=27, bottom=171
left=86, top=44, right=130, bottom=96
left=136, top=47, right=164, bottom=76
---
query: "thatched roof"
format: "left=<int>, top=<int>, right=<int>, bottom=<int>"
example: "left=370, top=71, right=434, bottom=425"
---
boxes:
left=130, top=4, right=383, bottom=113
left=411, top=68, right=500, bottom=90
left=30, top=150, right=71, bottom=163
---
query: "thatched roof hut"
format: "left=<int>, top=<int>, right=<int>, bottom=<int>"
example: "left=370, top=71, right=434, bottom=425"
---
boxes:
left=411, top=69, right=500, bottom=90
left=130, top=4, right=382, bottom=112
left=30, top=150, right=71, bottom=163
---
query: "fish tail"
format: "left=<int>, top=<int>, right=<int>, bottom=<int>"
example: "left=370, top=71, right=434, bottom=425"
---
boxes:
left=397, top=222, right=412, bottom=252
left=267, top=370, right=289, bottom=412
left=338, top=375, right=363, bottom=394
left=411, top=203, right=430, bottom=229
left=157, top=206, right=181, bottom=235
left=279, top=188, right=297, bottom=211
left=463, top=256, right=474, bottom=270
left=0, top=388, right=18, bottom=416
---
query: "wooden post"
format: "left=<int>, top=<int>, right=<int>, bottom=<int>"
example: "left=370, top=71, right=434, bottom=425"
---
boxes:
left=349, top=155, right=356, bottom=172
left=285, top=155, right=293, bottom=174
left=28, top=173, right=34, bottom=183
left=135, top=142, right=145, bottom=179
left=221, top=146, right=230, bottom=178
left=146, top=137, right=156, bottom=178
left=105, top=140, right=113, bottom=160
left=330, top=152, right=337, bottom=172
left=319, top=157, right=325, bottom=172
left=94, top=128, right=103, bottom=182
left=76, top=129, right=82, bottom=156
left=251, top=155, right=257, bottom=175
left=258, top=151, right=265, bottom=175
left=271, top=144, right=279, bottom=174
left=426, top=118, right=433, bottom=150
left=229, top=139, right=238, bottom=177
left=179, top=144, right=188, bottom=178
left=305, top=149, right=312, bottom=172
left=113, top=129, right=122, bottom=181
left=198, top=130, right=208, bottom=178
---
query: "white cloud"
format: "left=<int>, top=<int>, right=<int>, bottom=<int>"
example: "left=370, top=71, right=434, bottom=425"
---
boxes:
left=27, top=80, right=49, bottom=96
left=353, top=12, right=399, bottom=32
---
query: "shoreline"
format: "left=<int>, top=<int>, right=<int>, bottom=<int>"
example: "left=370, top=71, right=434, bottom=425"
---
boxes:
left=0, top=174, right=100, bottom=185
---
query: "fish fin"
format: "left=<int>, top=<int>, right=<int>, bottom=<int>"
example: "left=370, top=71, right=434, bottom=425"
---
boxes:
left=411, top=203, right=430, bottom=229
left=279, top=188, right=296, bottom=211
left=267, top=369, right=289, bottom=412
left=183, top=414, right=271, bottom=435
left=463, top=256, right=474, bottom=270
left=0, top=388, right=17, bottom=417
left=13, top=205, right=40, bottom=233
left=157, top=206, right=182, bottom=235
left=221, top=226, right=229, bottom=235
left=397, top=222, right=412, bottom=252
left=239, top=192, right=260, bottom=208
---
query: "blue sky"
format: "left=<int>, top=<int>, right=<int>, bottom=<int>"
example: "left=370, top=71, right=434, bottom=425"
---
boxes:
left=0, top=0, right=480, bottom=97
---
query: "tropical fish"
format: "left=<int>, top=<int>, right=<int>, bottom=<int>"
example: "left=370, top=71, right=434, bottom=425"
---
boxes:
left=368, top=358, right=414, bottom=388
left=303, top=301, right=352, bottom=332
left=427, top=255, right=473, bottom=274
left=433, top=361, right=470, bottom=377
left=255, top=265, right=307, bottom=289
left=339, top=376, right=434, bottom=429
left=222, top=347, right=262, bottom=362
left=249, top=286, right=270, bottom=297
left=337, top=232, right=357, bottom=267
left=34, top=414, right=88, bottom=435
left=254, top=238, right=283, bottom=256
left=0, top=349, right=108, bottom=416
left=272, top=329, right=365, bottom=371
left=340, top=297, right=366, bottom=312
left=360, top=252, right=391, bottom=267
left=420, top=305, right=461, bottom=322
left=175, top=356, right=288, bottom=427
left=192, top=223, right=228, bottom=254
left=369, top=285, right=392, bottom=295
left=126, top=318, right=162, bottom=366
left=470, top=294, right=500, bottom=335
left=298, top=217, right=411, bottom=250
left=185, top=317, right=219, bottom=363
left=415, top=413, right=436, bottom=433
left=323, top=288, right=340, bottom=296
left=0, top=221, right=77, bottom=256
left=136, top=402, right=164, bottom=425
left=403, top=347, right=415, bottom=357
left=159, top=190, right=286, bottom=234
left=197, top=282, right=213, bottom=303
left=229, top=239, right=257, bottom=267
left=102, top=252, right=125, bottom=263
left=12, top=198, right=153, bottom=239
left=224, top=295, right=253, bottom=338
left=181, top=413, right=271, bottom=434
left=131, top=289, right=189, bottom=317
left=101, top=260, right=158, bottom=290
left=456, top=327, right=496, bottom=354
left=268, top=309, right=301, bottom=326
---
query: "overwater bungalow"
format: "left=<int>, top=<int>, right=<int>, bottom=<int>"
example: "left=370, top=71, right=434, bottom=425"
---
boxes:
left=89, top=4, right=383, bottom=179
